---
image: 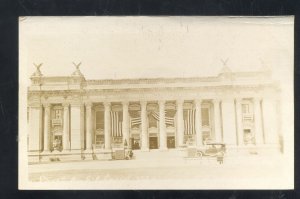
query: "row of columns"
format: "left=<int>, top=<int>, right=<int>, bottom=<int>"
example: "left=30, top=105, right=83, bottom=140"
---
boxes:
left=29, top=97, right=277, bottom=153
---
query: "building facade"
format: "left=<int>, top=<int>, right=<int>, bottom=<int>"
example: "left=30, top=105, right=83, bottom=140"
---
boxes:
left=27, top=65, right=281, bottom=163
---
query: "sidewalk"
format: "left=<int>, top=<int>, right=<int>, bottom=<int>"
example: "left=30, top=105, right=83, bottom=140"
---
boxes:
left=29, top=153, right=285, bottom=173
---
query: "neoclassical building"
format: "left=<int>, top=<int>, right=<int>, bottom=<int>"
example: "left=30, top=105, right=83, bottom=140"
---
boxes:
left=27, top=64, right=281, bottom=163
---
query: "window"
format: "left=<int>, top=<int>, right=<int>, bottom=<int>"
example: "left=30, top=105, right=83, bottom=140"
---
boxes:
left=201, top=108, right=210, bottom=126
left=202, top=131, right=211, bottom=142
left=242, top=104, right=250, bottom=114
left=54, top=109, right=61, bottom=119
left=243, top=129, right=254, bottom=144
left=95, top=134, right=104, bottom=145
left=95, top=111, right=104, bottom=130
left=27, top=107, right=29, bottom=123
left=53, top=135, right=62, bottom=151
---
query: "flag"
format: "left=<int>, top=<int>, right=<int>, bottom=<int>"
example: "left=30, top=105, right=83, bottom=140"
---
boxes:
left=130, top=117, right=141, bottom=126
left=151, top=111, right=174, bottom=126
left=184, top=109, right=195, bottom=135
left=110, top=111, right=122, bottom=137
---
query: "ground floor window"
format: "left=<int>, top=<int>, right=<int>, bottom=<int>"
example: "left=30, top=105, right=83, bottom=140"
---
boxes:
left=244, top=129, right=255, bottom=145
left=53, top=135, right=62, bottom=151
left=184, top=135, right=195, bottom=146
left=130, top=137, right=140, bottom=150
left=202, top=131, right=212, bottom=143
left=149, top=137, right=158, bottom=149
left=167, top=136, right=175, bottom=148
left=95, top=134, right=104, bottom=147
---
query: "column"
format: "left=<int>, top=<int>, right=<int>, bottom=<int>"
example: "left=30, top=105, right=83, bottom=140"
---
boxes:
left=195, top=99, right=202, bottom=147
left=213, top=99, right=222, bottom=142
left=63, top=103, right=70, bottom=151
left=176, top=100, right=184, bottom=147
left=85, top=102, right=93, bottom=150
left=43, top=104, right=50, bottom=152
left=28, top=105, right=43, bottom=152
left=221, top=98, right=237, bottom=145
left=70, top=103, right=81, bottom=150
left=235, top=98, right=244, bottom=146
left=159, top=100, right=167, bottom=150
left=80, top=104, right=85, bottom=150
left=141, top=101, right=149, bottom=151
left=104, top=102, right=111, bottom=150
left=254, top=98, right=263, bottom=145
left=122, top=101, right=130, bottom=146
left=262, top=98, right=277, bottom=144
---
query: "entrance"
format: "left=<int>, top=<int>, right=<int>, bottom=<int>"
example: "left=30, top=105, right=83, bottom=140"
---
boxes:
left=131, top=138, right=140, bottom=150
left=167, top=136, right=175, bottom=148
left=149, top=137, right=158, bottom=149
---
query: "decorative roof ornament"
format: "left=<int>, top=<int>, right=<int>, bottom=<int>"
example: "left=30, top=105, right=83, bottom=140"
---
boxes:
left=71, top=62, right=84, bottom=77
left=32, top=63, right=43, bottom=77
left=219, top=58, right=232, bottom=74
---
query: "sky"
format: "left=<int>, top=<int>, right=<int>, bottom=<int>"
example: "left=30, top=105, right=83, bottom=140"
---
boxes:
left=19, top=16, right=293, bottom=81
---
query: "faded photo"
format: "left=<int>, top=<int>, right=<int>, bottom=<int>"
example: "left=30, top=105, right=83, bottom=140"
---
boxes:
left=19, top=16, right=294, bottom=189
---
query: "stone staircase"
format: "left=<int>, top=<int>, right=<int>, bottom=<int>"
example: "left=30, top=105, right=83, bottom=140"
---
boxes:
left=132, top=149, right=184, bottom=161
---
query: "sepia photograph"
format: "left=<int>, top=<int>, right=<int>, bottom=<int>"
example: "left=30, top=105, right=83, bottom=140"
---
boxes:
left=18, top=16, right=294, bottom=190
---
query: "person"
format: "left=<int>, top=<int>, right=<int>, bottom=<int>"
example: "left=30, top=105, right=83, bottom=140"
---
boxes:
left=217, top=152, right=224, bottom=164
left=125, top=149, right=133, bottom=160
left=124, top=139, right=128, bottom=149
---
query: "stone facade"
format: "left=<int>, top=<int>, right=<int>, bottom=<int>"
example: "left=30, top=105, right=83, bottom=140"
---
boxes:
left=27, top=65, right=281, bottom=163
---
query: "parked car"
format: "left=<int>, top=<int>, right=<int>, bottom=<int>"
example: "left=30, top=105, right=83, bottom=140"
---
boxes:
left=196, top=143, right=226, bottom=157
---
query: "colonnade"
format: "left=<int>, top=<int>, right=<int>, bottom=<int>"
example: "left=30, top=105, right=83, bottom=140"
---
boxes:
left=28, top=97, right=279, bottom=153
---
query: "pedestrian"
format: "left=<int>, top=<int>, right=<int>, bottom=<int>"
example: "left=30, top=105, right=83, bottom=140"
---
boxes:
left=217, top=153, right=224, bottom=164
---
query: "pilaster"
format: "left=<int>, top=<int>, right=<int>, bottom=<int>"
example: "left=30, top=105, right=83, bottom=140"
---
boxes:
left=194, top=99, right=203, bottom=147
left=85, top=102, right=93, bottom=150
left=141, top=101, right=149, bottom=151
left=159, top=100, right=167, bottom=150
left=63, top=103, right=70, bottom=151
left=235, top=98, right=244, bottom=146
left=122, top=101, right=130, bottom=147
left=176, top=100, right=184, bottom=147
left=213, top=99, right=222, bottom=142
left=253, top=98, right=263, bottom=145
left=104, top=102, right=111, bottom=150
left=43, top=103, right=51, bottom=152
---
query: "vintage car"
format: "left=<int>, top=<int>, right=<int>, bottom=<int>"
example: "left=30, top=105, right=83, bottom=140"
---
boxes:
left=196, top=143, right=226, bottom=157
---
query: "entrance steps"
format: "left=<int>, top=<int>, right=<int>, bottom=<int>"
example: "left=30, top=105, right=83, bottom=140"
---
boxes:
left=133, top=149, right=183, bottom=160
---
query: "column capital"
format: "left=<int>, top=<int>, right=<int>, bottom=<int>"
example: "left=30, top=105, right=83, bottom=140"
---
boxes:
left=103, top=101, right=111, bottom=108
left=235, top=98, right=243, bottom=103
left=85, top=101, right=92, bottom=107
left=253, top=97, right=263, bottom=103
left=158, top=100, right=166, bottom=106
left=140, top=101, right=148, bottom=107
left=62, top=102, right=69, bottom=107
left=193, top=99, right=202, bottom=106
left=70, top=101, right=83, bottom=107
left=43, top=103, right=51, bottom=109
left=122, top=101, right=130, bottom=107
left=212, top=99, right=221, bottom=104
left=176, top=99, right=184, bottom=106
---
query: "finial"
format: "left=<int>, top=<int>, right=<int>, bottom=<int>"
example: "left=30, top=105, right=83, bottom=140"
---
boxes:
left=72, top=62, right=82, bottom=70
left=71, top=61, right=83, bottom=77
left=34, top=62, right=43, bottom=70
left=32, top=62, right=43, bottom=76
left=220, top=58, right=229, bottom=67
left=219, top=58, right=231, bottom=74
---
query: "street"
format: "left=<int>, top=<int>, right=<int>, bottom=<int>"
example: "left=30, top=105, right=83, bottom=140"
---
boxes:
left=28, top=154, right=286, bottom=182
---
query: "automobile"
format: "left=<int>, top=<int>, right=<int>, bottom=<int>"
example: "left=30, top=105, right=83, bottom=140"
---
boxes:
left=196, top=143, right=226, bottom=157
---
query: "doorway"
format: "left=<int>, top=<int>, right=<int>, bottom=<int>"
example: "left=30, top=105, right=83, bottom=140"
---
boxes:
left=149, top=137, right=158, bottom=149
left=167, top=136, right=175, bottom=148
